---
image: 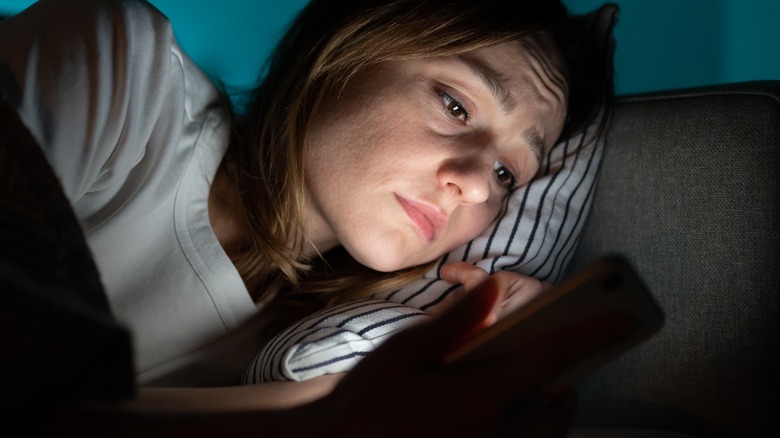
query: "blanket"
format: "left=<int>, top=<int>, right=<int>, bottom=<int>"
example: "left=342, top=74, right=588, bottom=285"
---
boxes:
left=0, top=95, right=134, bottom=415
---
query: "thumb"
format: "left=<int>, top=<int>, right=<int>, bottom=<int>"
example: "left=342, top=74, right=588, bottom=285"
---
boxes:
left=346, top=276, right=502, bottom=371
left=359, top=276, right=502, bottom=368
left=425, top=276, right=502, bottom=359
left=441, top=262, right=489, bottom=293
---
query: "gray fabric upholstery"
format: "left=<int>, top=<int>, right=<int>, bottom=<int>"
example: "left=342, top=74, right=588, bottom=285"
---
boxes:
left=568, top=81, right=780, bottom=437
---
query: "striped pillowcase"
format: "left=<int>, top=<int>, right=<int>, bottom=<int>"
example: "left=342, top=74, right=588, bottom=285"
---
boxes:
left=244, top=127, right=604, bottom=383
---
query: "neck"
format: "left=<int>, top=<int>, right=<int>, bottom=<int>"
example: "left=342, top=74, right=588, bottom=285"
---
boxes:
left=302, top=190, right=339, bottom=259
left=208, top=166, right=248, bottom=257
left=209, top=165, right=341, bottom=266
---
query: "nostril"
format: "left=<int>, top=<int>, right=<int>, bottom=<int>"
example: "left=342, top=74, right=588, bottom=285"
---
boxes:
left=438, top=158, right=492, bottom=204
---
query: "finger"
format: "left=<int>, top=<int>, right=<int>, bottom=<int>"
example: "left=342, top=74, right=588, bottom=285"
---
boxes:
left=345, top=277, right=502, bottom=374
left=441, top=262, right=489, bottom=292
left=432, top=276, right=505, bottom=359
left=495, top=275, right=545, bottom=318
left=399, top=276, right=502, bottom=361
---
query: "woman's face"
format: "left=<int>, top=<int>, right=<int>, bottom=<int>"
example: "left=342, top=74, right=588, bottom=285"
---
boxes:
left=305, top=39, right=567, bottom=272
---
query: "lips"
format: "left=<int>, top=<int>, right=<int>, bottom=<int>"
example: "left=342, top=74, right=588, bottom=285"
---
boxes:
left=396, top=195, right=448, bottom=242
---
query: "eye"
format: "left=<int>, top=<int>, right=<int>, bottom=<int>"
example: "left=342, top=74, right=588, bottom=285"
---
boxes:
left=437, top=90, right=470, bottom=122
left=494, top=161, right=517, bottom=191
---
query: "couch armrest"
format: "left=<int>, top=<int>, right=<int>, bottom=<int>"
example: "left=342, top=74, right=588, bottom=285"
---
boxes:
left=569, top=81, right=780, bottom=437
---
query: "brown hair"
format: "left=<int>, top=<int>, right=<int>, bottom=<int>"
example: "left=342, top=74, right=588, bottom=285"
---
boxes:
left=223, top=0, right=614, bottom=309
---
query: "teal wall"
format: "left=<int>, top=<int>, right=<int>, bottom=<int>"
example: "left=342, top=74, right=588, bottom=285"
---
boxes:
left=2, top=0, right=779, bottom=95
left=565, top=0, right=780, bottom=94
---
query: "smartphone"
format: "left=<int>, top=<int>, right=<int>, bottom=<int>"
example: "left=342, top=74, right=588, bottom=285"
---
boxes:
left=441, top=255, right=664, bottom=391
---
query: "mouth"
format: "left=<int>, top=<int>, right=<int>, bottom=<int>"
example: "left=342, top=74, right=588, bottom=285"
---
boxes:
left=396, top=195, right=448, bottom=243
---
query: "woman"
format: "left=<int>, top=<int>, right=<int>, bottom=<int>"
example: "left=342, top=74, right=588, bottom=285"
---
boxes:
left=0, top=0, right=614, bottom=434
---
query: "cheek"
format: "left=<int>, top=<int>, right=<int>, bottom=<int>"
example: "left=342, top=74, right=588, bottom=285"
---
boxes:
left=310, top=93, right=413, bottom=162
left=448, top=201, right=504, bottom=248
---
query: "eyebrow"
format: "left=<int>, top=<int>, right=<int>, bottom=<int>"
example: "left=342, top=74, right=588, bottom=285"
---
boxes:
left=523, top=128, right=546, bottom=168
left=455, top=54, right=547, bottom=168
left=456, top=54, right=518, bottom=114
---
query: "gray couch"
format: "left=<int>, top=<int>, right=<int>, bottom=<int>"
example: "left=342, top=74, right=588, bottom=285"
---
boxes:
left=2, top=66, right=777, bottom=434
left=568, top=81, right=779, bottom=437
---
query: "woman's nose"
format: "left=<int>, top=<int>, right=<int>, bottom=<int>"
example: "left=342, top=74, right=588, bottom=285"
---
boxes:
left=438, top=157, right=492, bottom=205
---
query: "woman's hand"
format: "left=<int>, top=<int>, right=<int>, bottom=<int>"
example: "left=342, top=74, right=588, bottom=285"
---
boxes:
left=42, top=275, right=624, bottom=438
left=314, top=276, right=625, bottom=437
left=440, top=262, right=550, bottom=322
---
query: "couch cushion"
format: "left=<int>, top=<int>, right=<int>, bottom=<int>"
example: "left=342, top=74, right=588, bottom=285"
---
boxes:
left=569, top=81, right=780, bottom=437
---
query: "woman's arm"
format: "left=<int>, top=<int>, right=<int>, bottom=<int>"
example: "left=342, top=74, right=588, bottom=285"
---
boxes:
left=134, top=374, right=344, bottom=412
left=27, top=274, right=622, bottom=437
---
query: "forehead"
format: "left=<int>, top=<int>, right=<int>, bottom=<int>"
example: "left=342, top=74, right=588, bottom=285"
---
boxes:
left=441, top=37, right=569, bottom=160
left=464, top=37, right=568, bottom=118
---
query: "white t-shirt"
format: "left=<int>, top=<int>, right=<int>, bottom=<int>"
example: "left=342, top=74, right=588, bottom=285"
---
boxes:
left=0, top=0, right=262, bottom=386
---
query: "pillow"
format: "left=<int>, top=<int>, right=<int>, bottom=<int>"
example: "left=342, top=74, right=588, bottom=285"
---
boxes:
left=244, top=298, right=431, bottom=383
left=244, top=2, right=619, bottom=385
left=245, top=126, right=604, bottom=383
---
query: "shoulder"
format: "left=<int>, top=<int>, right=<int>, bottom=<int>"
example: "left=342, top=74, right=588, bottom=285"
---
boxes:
left=1, top=0, right=177, bottom=84
left=2, top=0, right=174, bottom=52
left=90, top=0, right=174, bottom=41
left=0, top=0, right=200, bottom=204
left=70, top=0, right=175, bottom=53
left=46, top=0, right=171, bottom=29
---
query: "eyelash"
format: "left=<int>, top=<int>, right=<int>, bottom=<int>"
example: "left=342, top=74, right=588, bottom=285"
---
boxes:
left=494, top=162, right=518, bottom=192
left=437, top=89, right=517, bottom=192
left=437, top=90, right=470, bottom=122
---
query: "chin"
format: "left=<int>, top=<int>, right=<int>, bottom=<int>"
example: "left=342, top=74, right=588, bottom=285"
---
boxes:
left=346, top=242, right=420, bottom=273
left=356, top=253, right=409, bottom=273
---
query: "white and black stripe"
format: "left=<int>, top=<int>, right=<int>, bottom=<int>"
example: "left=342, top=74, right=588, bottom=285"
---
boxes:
left=243, top=298, right=429, bottom=383
left=244, top=128, right=604, bottom=383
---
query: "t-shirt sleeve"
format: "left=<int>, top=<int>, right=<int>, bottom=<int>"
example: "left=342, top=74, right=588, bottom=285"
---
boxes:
left=0, top=0, right=186, bottom=207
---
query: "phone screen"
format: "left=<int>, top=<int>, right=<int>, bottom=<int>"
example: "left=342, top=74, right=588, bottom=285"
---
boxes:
left=442, top=256, right=664, bottom=390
